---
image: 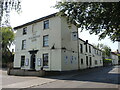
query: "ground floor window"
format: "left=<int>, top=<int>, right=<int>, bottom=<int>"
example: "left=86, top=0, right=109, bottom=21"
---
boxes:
left=86, top=56, right=88, bottom=66
left=100, top=60, right=102, bottom=64
left=95, top=60, right=97, bottom=65
left=43, top=53, right=48, bottom=67
left=21, top=56, right=25, bottom=67
left=89, top=57, right=92, bottom=66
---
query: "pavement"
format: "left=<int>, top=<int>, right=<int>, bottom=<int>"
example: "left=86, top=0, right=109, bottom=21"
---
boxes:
left=1, top=68, right=82, bottom=89
left=1, top=65, right=120, bottom=89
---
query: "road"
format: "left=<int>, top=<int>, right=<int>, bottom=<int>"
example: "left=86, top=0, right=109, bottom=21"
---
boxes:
left=1, top=65, right=120, bottom=89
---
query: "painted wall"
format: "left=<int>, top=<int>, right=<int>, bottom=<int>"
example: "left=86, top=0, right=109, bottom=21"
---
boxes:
left=14, top=14, right=103, bottom=71
left=119, top=42, right=120, bottom=53
left=78, top=39, right=103, bottom=69
left=14, top=16, right=62, bottom=71
left=111, top=54, right=118, bottom=65
left=60, top=17, right=78, bottom=71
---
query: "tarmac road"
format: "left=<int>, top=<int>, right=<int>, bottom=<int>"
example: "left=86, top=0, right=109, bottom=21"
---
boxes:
left=31, top=65, right=120, bottom=88
left=1, top=65, right=120, bottom=89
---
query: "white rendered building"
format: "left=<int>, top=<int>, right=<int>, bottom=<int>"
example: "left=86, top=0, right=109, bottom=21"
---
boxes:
left=118, top=42, right=120, bottom=53
left=111, top=52, right=119, bottom=65
left=13, top=13, right=103, bottom=71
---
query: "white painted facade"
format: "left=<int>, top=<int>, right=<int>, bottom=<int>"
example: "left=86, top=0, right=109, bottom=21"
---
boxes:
left=78, top=39, right=103, bottom=69
left=14, top=13, right=103, bottom=71
left=111, top=53, right=118, bottom=65
left=118, top=42, right=120, bottom=53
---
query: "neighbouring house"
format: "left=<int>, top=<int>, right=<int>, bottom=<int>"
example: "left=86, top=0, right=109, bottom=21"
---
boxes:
left=111, top=52, right=119, bottom=65
left=78, top=39, right=103, bottom=69
left=13, top=13, right=103, bottom=72
left=118, top=42, right=120, bottom=53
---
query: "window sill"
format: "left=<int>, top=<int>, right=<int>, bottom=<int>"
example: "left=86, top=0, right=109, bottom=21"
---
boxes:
left=23, top=34, right=27, bottom=35
left=43, top=66, right=49, bottom=68
left=43, top=46, right=49, bottom=47
left=21, top=49, right=26, bottom=50
left=43, top=28, right=49, bottom=30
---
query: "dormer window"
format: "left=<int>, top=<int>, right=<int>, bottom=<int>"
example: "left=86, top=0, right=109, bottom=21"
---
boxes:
left=23, top=27, right=27, bottom=35
left=44, top=20, right=49, bottom=29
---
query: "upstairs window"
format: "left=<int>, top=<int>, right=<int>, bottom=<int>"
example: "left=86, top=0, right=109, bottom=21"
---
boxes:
left=22, top=40, right=26, bottom=50
left=72, top=32, right=78, bottom=41
left=23, top=27, right=27, bottom=35
left=85, top=45, right=88, bottom=52
left=43, top=35, right=49, bottom=47
left=21, top=56, right=25, bottom=67
left=44, top=20, right=49, bottom=29
left=80, top=44, right=83, bottom=53
left=89, top=46, right=91, bottom=53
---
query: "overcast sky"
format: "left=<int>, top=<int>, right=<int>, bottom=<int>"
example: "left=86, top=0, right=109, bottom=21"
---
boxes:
left=10, top=0, right=118, bottom=51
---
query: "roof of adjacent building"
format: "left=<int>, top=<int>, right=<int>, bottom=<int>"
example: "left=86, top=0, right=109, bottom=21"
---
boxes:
left=111, top=51, right=119, bottom=56
left=79, top=38, right=102, bottom=51
left=14, top=13, right=57, bottom=30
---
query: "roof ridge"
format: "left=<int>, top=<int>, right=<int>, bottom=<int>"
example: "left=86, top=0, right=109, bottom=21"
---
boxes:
left=14, top=12, right=57, bottom=30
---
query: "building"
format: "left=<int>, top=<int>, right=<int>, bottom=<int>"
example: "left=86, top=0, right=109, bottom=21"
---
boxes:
left=118, top=42, right=120, bottom=53
left=13, top=13, right=103, bottom=72
left=78, top=39, right=103, bottom=69
left=111, top=52, right=119, bottom=65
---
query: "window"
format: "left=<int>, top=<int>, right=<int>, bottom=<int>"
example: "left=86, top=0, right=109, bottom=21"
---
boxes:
left=94, top=49, right=96, bottom=54
left=95, top=60, right=97, bottom=65
left=23, top=27, right=27, bottom=35
left=86, top=56, right=88, bottom=66
left=43, top=53, right=48, bottom=66
left=43, top=35, right=49, bottom=47
left=21, top=56, right=25, bottom=67
left=81, top=58, right=84, bottom=64
left=97, top=50, right=98, bottom=55
left=22, top=40, right=26, bottom=50
left=80, top=44, right=83, bottom=53
left=100, top=60, right=102, bottom=64
left=89, top=57, right=92, bottom=66
left=85, top=45, right=88, bottom=52
left=99, top=51, right=101, bottom=56
left=89, top=46, right=91, bottom=53
left=72, top=32, right=77, bottom=40
left=44, top=20, right=49, bottom=29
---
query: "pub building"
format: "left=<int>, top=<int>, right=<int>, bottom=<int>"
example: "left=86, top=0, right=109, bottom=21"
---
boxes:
left=13, top=13, right=103, bottom=73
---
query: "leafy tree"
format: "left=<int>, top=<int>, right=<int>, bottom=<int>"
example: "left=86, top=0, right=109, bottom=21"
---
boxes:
left=55, top=2, right=120, bottom=42
left=1, top=27, right=14, bottom=67
left=0, top=0, right=21, bottom=67
left=93, top=43, right=112, bottom=65
left=0, top=0, right=21, bottom=26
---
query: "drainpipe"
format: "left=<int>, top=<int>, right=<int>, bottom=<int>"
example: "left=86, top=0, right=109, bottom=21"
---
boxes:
left=77, top=28, right=80, bottom=70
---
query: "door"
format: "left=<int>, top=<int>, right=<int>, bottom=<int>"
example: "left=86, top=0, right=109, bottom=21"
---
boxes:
left=86, top=56, right=88, bottom=67
left=31, top=54, right=36, bottom=69
left=89, top=57, right=92, bottom=67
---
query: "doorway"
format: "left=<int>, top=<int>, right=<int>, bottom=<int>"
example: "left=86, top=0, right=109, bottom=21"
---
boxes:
left=31, top=54, right=36, bottom=69
left=89, top=57, right=92, bottom=67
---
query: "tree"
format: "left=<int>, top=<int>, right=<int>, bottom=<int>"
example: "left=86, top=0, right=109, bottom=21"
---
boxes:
left=55, top=2, right=120, bottom=42
left=93, top=43, right=111, bottom=57
left=93, top=43, right=110, bottom=56
left=93, top=43, right=112, bottom=65
left=0, top=0, right=21, bottom=26
left=1, top=27, right=14, bottom=67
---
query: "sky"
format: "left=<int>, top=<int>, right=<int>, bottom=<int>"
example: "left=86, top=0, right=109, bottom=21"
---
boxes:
left=10, top=0, right=118, bottom=51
